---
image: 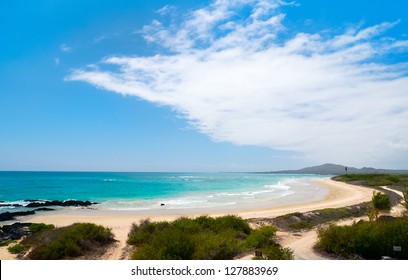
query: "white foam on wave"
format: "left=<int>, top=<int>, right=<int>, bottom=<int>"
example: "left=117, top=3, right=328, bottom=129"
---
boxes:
left=264, top=182, right=291, bottom=190
left=101, top=195, right=240, bottom=211
left=0, top=200, right=31, bottom=207
left=103, top=179, right=116, bottom=182
left=161, top=199, right=208, bottom=206
left=178, top=175, right=195, bottom=179
left=215, top=183, right=292, bottom=197
left=99, top=177, right=323, bottom=212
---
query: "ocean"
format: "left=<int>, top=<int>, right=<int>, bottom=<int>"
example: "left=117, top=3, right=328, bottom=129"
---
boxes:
left=0, top=172, right=329, bottom=214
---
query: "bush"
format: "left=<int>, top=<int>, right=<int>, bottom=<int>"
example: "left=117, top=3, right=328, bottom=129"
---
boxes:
left=334, top=174, right=408, bottom=188
left=402, top=186, right=408, bottom=211
left=371, top=191, right=391, bottom=220
left=0, top=240, right=16, bottom=247
left=21, top=223, right=115, bottom=260
left=191, top=231, right=244, bottom=260
left=8, top=244, right=26, bottom=254
left=128, top=219, right=169, bottom=246
left=289, top=221, right=313, bottom=230
left=246, top=226, right=276, bottom=248
left=128, top=216, right=292, bottom=260
left=316, top=218, right=408, bottom=259
left=260, top=244, right=294, bottom=260
left=28, top=223, right=55, bottom=233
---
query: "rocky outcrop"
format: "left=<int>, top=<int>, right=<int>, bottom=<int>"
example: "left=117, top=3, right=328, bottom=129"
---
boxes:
left=0, top=199, right=98, bottom=209
left=24, top=200, right=97, bottom=208
left=0, top=200, right=97, bottom=222
left=0, top=211, right=36, bottom=222
left=0, top=208, right=56, bottom=222
left=0, top=203, right=24, bottom=207
left=0, top=223, right=33, bottom=241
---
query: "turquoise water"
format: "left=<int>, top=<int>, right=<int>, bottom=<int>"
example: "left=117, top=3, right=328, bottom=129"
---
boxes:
left=0, top=172, right=329, bottom=213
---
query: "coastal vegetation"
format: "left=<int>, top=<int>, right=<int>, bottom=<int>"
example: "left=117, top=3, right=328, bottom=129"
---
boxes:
left=333, top=174, right=408, bottom=190
left=0, top=239, right=16, bottom=247
left=316, top=217, right=408, bottom=259
left=317, top=191, right=408, bottom=259
left=334, top=173, right=407, bottom=207
left=28, top=223, right=55, bottom=233
left=370, top=191, right=391, bottom=220
left=12, top=223, right=115, bottom=259
left=8, top=243, right=25, bottom=254
left=127, top=215, right=293, bottom=260
left=403, top=186, right=408, bottom=211
left=256, top=203, right=370, bottom=232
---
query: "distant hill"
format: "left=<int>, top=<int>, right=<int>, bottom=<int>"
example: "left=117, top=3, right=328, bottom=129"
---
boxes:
left=267, top=163, right=408, bottom=175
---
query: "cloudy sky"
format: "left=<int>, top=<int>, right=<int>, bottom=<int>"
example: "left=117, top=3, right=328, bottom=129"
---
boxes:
left=1, top=0, right=407, bottom=171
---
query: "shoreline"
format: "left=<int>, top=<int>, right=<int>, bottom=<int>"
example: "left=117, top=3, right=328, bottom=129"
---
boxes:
left=0, top=178, right=374, bottom=260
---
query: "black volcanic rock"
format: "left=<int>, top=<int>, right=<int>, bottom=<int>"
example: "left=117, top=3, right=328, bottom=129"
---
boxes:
left=0, top=200, right=96, bottom=222
left=0, top=211, right=36, bottom=222
left=0, top=223, right=33, bottom=241
left=35, top=207, right=55, bottom=212
left=0, top=203, right=24, bottom=207
left=25, top=200, right=97, bottom=208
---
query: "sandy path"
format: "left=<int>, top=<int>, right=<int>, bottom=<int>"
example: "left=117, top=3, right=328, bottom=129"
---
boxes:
left=381, top=186, right=405, bottom=216
left=278, top=230, right=326, bottom=260
left=0, top=246, right=16, bottom=260
left=382, top=186, right=403, bottom=198
left=0, top=178, right=374, bottom=260
left=279, top=215, right=370, bottom=261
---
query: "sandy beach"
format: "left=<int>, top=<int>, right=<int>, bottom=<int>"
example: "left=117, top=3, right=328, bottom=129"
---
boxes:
left=0, top=178, right=374, bottom=260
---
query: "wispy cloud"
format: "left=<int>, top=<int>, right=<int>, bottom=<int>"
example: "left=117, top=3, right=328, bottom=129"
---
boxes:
left=67, top=0, right=408, bottom=167
left=156, top=4, right=175, bottom=16
left=60, top=43, right=72, bottom=52
left=93, top=35, right=108, bottom=43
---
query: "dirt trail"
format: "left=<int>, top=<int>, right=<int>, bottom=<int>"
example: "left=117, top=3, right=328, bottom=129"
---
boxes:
left=278, top=230, right=328, bottom=260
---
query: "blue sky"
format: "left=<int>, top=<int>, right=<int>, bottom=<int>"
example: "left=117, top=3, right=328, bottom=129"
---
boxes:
left=1, top=0, right=407, bottom=172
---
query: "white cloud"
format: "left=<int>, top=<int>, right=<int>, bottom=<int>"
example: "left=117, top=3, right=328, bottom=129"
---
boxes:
left=67, top=0, right=408, bottom=168
left=93, top=35, right=108, bottom=43
left=60, top=43, right=72, bottom=52
left=156, top=5, right=175, bottom=15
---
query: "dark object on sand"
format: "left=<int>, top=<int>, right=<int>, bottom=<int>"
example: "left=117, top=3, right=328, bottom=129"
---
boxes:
left=0, top=211, right=36, bottom=222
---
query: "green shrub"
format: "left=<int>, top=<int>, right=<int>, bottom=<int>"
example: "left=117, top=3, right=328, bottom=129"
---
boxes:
left=8, top=244, right=26, bottom=254
left=191, top=230, right=244, bottom=260
left=128, top=216, right=291, bottom=260
left=317, top=218, right=408, bottom=259
left=132, top=226, right=194, bottom=260
left=211, top=215, right=251, bottom=235
left=21, top=223, right=115, bottom=260
left=334, top=174, right=408, bottom=188
left=371, top=191, right=391, bottom=220
left=246, top=226, right=276, bottom=248
left=28, top=223, right=55, bottom=233
left=0, top=240, right=16, bottom=247
left=402, top=186, right=408, bottom=211
left=128, top=219, right=169, bottom=246
left=130, top=216, right=249, bottom=260
left=289, top=221, right=313, bottom=230
left=260, top=244, right=294, bottom=260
